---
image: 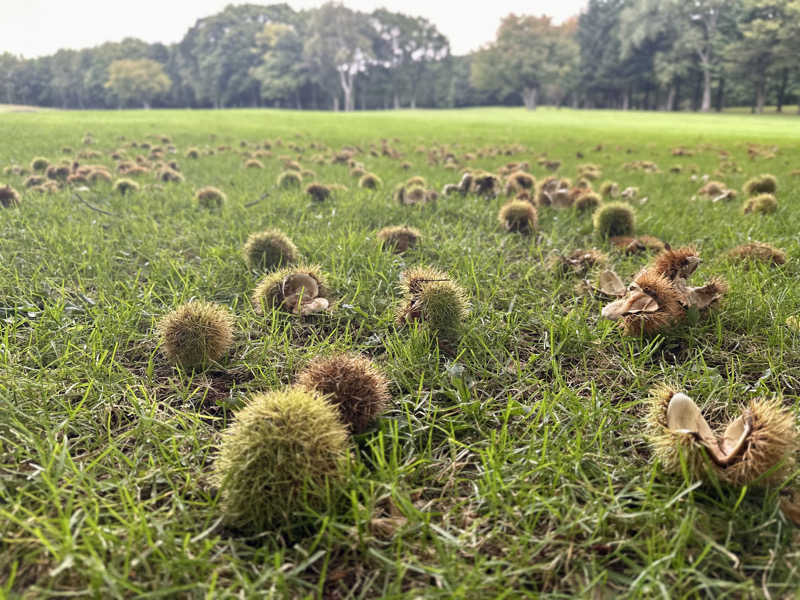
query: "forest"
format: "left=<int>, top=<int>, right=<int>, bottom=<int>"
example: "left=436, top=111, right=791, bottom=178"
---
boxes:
left=0, top=0, right=798, bottom=113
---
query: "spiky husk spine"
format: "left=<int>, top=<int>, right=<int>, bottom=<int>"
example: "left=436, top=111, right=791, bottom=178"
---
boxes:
left=157, top=301, right=234, bottom=368
left=296, top=354, right=390, bottom=434
left=593, top=202, right=636, bottom=238
left=653, top=246, right=699, bottom=281
left=743, top=174, right=777, bottom=196
left=0, top=185, right=21, bottom=207
left=498, top=200, right=538, bottom=233
left=575, top=192, right=601, bottom=212
left=727, top=242, right=786, bottom=266
left=720, top=398, right=798, bottom=486
left=243, top=229, right=298, bottom=270
left=211, top=387, right=348, bottom=531
left=251, top=264, right=328, bottom=313
left=113, top=178, right=139, bottom=195
left=645, top=385, right=708, bottom=478
left=396, top=267, right=470, bottom=336
left=621, top=269, right=685, bottom=336
left=358, top=173, right=382, bottom=190
left=504, top=171, right=535, bottom=196
left=195, top=186, right=226, bottom=207
left=305, top=182, right=331, bottom=202
left=277, top=171, right=302, bottom=188
left=377, top=226, right=421, bottom=253
left=743, top=194, right=778, bottom=215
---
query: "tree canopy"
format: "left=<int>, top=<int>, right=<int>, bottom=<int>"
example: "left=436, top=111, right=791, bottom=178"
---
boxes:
left=0, top=0, right=799, bottom=113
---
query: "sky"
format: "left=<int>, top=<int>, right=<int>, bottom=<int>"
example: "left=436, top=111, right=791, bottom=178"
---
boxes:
left=1, top=0, right=587, bottom=59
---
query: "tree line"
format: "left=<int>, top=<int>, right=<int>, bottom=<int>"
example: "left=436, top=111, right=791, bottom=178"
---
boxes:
left=0, top=0, right=798, bottom=113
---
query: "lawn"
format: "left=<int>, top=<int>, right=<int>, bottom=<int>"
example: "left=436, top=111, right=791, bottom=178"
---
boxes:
left=1, top=107, right=799, bottom=598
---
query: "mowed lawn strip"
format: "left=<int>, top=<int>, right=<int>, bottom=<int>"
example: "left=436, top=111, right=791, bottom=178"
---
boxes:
left=0, top=107, right=798, bottom=597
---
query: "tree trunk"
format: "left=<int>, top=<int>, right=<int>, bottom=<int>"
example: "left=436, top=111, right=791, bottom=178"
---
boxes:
left=410, top=93, right=416, bottom=109
left=332, top=94, right=340, bottom=111
left=393, top=92, right=400, bottom=109
left=665, top=85, right=676, bottom=111
left=700, top=64, right=712, bottom=112
left=755, top=78, right=766, bottom=114
left=522, top=87, right=537, bottom=110
left=622, top=90, right=630, bottom=111
left=714, top=77, right=724, bottom=112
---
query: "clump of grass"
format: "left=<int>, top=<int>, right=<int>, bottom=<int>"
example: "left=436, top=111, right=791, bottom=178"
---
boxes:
left=252, top=265, right=330, bottom=315
left=244, top=159, right=263, bottom=169
left=593, top=202, right=635, bottom=237
left=277, top=171, right=302, bottom=189
left=211, top=387, right=348, bottom=531
left=296, top=354, right=390, bottom=434
left=242, top=229, right=299, bottom=270
left=196, top=186, right=226, bottom=208
left=358, top=173, right=382, bottom=190
left=113, top=178, right=139, bottom=195
left=743, top=174, right=777, bottom=196
left=0, top=184, right=21, bottom=208
left=156, top=301, right=234, bottom=369
left=396, top=266, right=470, bottom=338
left=305, top=182, right=331, bottom=202
left=498, top=200, right=537, bottom=233
left=377, top=225, right=421, bottom=253
left=743, top=193, right=778, bottom=215
left=185, top=147, right=201, bottom=159
left=30, top=157, right=49, bottom=172
left=727, top=242, right=786, bottom=266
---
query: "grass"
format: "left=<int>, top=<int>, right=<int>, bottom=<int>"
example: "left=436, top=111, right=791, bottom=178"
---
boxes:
left=1, top=106, right=799, bottom=598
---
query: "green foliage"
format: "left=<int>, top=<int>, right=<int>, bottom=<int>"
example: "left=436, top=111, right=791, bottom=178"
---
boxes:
left=471, top=15, right=578, bottom=109
left=104, top=59, right=171, bottom=108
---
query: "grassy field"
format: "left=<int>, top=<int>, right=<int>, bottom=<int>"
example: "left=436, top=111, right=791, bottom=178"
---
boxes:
left=1, top=107, right=799, bottom=598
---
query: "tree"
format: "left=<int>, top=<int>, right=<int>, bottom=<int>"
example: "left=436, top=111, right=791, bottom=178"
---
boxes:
left=370, top=9, right=449, bottom=109
left=177, top=4, right=297, bottom=108
left=472, top=14, right=575, bottom=110
left=727, top=0, right=800, bottom=112
left=620, top=0, right=694, bottom=110
left=251, top=23, right=309, bottom=108
left=676, top=0, right=733, bottom=112
left=305, top=2, right=375, bottom=111
left=105, top=59, right=171, bottom=108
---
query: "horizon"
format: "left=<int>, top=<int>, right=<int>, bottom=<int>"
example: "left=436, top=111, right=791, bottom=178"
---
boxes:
left=1, top=0, right=586, bottom=59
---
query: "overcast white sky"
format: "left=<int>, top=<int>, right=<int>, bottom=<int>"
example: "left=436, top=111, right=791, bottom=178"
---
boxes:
left=1, top=0, right=587, bottom=58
